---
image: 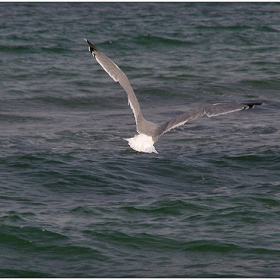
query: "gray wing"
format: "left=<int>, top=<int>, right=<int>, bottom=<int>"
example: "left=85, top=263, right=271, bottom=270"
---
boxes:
left=156, top=102, right=262, bottom=137
left=84, top=39, right=141, bottom=125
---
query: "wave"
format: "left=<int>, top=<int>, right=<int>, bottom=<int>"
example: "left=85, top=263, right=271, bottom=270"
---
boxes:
left=196, top=24, right=251, bottom=31
left=0, top=268, right=51, bottom=277
left=135, top=34, right=195, bottom=46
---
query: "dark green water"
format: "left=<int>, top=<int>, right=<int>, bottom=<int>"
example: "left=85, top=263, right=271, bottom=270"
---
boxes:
left=1, top=2, right=280, bottom=277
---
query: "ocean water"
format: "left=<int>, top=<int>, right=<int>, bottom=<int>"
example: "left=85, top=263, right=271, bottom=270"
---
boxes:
left=1, top=2, right=280, bottom=277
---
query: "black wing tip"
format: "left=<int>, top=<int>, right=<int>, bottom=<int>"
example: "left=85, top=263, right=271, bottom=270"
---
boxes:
left=244, top=102, right=263, bottom=109
left=84, top=38, right=98, bottom=54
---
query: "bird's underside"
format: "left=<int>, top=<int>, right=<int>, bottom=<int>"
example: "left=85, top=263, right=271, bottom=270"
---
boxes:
left=84, top=39, right=262, bottom=154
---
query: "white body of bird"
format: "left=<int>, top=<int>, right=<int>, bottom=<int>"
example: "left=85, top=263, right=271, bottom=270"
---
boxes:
left=124, top=134, right=158, bottom=154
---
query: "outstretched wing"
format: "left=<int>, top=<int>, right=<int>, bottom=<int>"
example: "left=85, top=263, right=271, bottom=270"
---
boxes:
left=156, top=102, right=262, bottom=137
left=84, top=39, right=142, bottom=125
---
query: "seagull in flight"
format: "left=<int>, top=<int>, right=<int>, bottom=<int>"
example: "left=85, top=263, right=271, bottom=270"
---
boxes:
left=84, top=39, right=261, bottom=154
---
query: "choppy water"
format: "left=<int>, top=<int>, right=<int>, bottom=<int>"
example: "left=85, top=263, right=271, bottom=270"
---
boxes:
left=1, top=2, right=280, bottom=277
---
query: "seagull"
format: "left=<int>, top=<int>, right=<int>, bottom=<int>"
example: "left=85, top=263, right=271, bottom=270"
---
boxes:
left=84, top=39, right=262, bottom=154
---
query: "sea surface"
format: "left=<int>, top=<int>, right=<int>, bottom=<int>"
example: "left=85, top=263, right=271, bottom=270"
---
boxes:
left=1, top=2, right=280, bottom=277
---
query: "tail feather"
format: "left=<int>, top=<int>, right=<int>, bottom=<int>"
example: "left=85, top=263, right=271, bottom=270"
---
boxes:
left=124, top=134, right=158, bottom=154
